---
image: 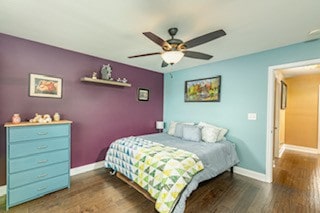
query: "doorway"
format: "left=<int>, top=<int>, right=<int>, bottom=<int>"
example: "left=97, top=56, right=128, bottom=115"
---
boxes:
left=266, top=58, right=320, bottom=183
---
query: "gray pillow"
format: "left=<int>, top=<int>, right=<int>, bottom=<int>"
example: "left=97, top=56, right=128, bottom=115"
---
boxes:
left=173, top=123, right=185, bottom=138
left=182, top=125, right=202, bottom=142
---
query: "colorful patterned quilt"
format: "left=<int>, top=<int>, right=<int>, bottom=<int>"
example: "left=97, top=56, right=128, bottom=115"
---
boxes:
left=105, top=136, right=204, bottom=213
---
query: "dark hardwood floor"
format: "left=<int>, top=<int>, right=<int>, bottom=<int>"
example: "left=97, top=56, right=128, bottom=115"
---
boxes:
left=1, top=150, right=319, bottom=212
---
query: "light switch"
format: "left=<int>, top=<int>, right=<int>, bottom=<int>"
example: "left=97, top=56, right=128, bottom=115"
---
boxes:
left=248, top=113, right=257, bottom=120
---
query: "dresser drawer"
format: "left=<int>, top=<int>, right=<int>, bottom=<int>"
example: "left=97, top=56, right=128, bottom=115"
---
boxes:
left=9, top=137, right=69, bottom=158
left=9, top=162, right=69, bottom=189
left=8, top=174, right=69, bottom=207
left=9, top=149, right=69, bottom=173
left=8, top=124, right=69, bottom=143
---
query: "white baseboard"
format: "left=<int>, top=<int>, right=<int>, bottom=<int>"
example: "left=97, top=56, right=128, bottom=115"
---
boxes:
left=0, top=185, right=6, bottom=196
left=284, top=144, right=319, bottom=154
left=279, top=145, right=286, bottom=158
left=70, top=160, right=105, bottom=176
left=233, top=166, right=267, bottom=182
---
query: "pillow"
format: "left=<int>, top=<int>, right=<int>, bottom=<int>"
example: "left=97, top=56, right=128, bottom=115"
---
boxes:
left=201, top=126, right=220, bottom=143
left=168, top=121, right=195, bottom=136
left=174, top=123, right=185, bottom=138
left=168, top=121, right=177, bottom=135
left=198, top=121, right=228, bottom=141
left=182, top=125, right=202, bottom=142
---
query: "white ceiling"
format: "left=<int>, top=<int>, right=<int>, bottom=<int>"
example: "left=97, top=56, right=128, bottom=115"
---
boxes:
left=1, top=0, right=320, bottom=73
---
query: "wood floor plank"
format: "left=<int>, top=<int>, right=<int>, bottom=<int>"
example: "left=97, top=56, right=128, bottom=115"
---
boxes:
left=0, top=149, right=319, bottom=212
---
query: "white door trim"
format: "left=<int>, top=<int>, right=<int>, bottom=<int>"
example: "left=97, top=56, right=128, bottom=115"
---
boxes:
left=266, top=58, right=320, bottom=183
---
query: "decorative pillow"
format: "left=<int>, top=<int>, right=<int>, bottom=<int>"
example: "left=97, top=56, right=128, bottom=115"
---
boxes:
left=198, top=121, right=228, bottom=141
left=169, top=121, right=195, bottom=136
left=201, top=126, right=221, bottom=143
left=182, top=125, right=202, bottom=142
left=168, top=121, right=177, bottom=135
left=174, top=123, right=185, bottom=138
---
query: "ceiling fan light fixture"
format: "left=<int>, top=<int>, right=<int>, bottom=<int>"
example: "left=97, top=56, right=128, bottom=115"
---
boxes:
left=161, top=51, right=184, bottom=64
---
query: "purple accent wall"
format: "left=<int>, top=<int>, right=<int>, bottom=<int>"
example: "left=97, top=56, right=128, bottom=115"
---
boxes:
left=0, top=33, right=163, bottom=185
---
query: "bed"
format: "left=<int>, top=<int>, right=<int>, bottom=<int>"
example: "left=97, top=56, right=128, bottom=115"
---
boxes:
left=105, top=132, right=239, bottom=213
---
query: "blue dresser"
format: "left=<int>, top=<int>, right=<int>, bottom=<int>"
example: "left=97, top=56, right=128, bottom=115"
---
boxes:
left=5, top=120, right=72, bottom=210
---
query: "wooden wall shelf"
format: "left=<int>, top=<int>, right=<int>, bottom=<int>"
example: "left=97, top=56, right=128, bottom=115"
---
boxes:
left=80, top=77, right=131, bottom=87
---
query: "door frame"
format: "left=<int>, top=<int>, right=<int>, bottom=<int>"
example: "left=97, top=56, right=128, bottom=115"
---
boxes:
left=273, top=79, right=281, bottom=158
left=266, top=58, right=320, bottom=183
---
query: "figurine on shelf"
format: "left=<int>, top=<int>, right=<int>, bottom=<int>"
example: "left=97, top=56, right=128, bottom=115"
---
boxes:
left=42, top=114, right=52, bottom=123
left=12, top=114, right=21, bottom=124
left=29, top=113, right=42, bottom=123
left=92, top=72, right=98, bottom=80
left=122, top=78, right=128, bottom=83
left=117, top=78, right=121, bottom=82
left=101, top=64, right=112, bottom=80
left=29, top=113, right=52, bottom=123
left=53, top=112, right=60, bottom=121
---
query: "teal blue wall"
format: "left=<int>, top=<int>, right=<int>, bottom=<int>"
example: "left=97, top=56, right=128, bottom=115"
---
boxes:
left=164, top=40, right=320, bottom=174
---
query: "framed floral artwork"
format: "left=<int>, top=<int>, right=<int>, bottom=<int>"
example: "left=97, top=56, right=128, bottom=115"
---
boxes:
left=29, top=74, right=62, bottom=98
left=185, top=75, right=221, bottom=102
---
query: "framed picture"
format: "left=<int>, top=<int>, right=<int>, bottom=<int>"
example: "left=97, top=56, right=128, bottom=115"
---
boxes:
left=137, top=88, right=149, bottom=101
left=281, top=81, right=287, bottom=109
left=29, top=74, right=62, bottom=98
left=185, top=75, right=221, bottom=102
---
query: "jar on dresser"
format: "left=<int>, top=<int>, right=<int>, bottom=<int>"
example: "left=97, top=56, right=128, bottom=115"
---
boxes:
left=4, top=120, right=72, bottom=210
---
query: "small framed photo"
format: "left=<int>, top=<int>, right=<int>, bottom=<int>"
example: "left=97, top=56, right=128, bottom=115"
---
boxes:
left=137, top=88, right=149, bottom=101
left=29, top=74, right=62, bottom=98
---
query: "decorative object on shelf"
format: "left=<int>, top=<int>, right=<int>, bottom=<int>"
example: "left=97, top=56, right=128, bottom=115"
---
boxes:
left=101, top=64, right=112, bottom=80
left=117, top=78, right=121, bottom=82
left=122, top=78, right=127, bottom=83
left=11, top=114, right=21, bottom=124
left=43, top=114, right=52, bottom=123
left=53, top=112, right=60, bottom=121
left=29, top=113, right=52, bottom=123
left=281, top=81, right=287, bottom=109
left=29, top=74, right=62, bottom=99
left=156, top=121, right=164, bottom=132
left=185, top=75, right=221, bottom=102
left=80, top=77, right=131, bottom=87
left=92, top=72, right=97, bottom=80
left=29, top=113, right=42, bottom=123
left=138, top=88, right=149, bottom=101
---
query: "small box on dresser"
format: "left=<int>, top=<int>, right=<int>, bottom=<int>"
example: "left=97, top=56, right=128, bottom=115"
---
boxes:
left=4, top=120, right=72, bottom=210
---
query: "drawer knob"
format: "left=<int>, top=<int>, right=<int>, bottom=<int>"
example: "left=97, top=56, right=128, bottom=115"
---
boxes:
left=37, top=173, right=48, bottom=178
left=37, top=186, right=47, bottom=191
left=37, top=132, right=48, bottom=135
left=37, top=145, right=48, bottom=149
left=37, top=159, right=48, bottom=164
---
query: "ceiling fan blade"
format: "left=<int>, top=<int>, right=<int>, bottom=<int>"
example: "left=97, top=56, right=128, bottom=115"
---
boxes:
left=161, top=61, right=169, bottom=67
left=183, top=29, right=226, bottom=49
left=184, top=51, right=213, bottom=60
left=128, top=52, right=161, bottom=58
left=143, top=32, right=172, bottom=49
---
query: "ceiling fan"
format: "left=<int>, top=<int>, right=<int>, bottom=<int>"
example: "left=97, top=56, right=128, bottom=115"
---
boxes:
left=128, top=27, right=226, bottom=67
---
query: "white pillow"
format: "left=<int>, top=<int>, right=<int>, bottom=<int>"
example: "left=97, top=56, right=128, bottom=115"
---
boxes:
left=168, top=121, right=195, bottom=136
left=201, top=126, right=220, bottom=143
left=198, top=121, right=228, bottom=141
left=168, top=121, right=177, bottom=135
